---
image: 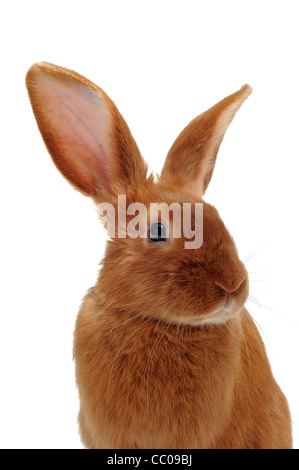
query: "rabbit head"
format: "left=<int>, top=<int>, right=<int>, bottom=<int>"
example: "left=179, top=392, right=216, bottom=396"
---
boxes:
left=26, top=63, right=251, bottom=327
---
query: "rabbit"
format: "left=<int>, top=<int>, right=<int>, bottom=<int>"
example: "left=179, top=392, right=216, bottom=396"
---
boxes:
left=26, top=62, right=292, bottom=449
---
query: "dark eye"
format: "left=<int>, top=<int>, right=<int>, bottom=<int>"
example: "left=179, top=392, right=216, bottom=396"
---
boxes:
left=149, top=222, right=167, bottom=242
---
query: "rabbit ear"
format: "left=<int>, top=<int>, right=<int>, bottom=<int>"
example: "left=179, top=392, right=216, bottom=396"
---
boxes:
left=161, top=85, right=252, bottom=197
left=26, top=62, right=147, bottom=202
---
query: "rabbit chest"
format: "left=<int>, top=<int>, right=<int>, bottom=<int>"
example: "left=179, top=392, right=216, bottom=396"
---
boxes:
left=74, top=289, right=240, bottom=448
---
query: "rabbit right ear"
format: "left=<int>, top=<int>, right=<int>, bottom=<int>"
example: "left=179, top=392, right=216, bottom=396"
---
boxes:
left=26, top=62, right=147, bottom=202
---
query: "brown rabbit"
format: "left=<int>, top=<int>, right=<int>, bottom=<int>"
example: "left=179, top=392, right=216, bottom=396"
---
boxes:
left=26, top=62, right=292, bottom=449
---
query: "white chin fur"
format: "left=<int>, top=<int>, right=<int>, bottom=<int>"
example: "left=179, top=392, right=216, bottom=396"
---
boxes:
left=176, top=304, right=239, bottom=327
left=198, top=308, right=235, bottom=326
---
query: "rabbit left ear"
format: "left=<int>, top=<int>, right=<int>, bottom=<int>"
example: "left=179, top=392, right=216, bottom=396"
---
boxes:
left=26, top=62, right=147, bottom=202
left=161, top=85, right=252, bottom=197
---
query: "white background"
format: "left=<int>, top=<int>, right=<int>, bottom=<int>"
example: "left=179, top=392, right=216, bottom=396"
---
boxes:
left=1, top=0, right=298, bottom=449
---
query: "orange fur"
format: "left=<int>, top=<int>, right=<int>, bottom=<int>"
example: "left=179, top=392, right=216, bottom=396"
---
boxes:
left=26, top=63, right=292, bottom=448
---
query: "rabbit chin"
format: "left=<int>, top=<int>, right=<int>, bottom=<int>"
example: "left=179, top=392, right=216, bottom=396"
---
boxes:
left=174, top=299, right=242, bottom=327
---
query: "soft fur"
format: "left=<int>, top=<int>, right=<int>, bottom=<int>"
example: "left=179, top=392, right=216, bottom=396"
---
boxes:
left=26, top=62, right=292, bottom=449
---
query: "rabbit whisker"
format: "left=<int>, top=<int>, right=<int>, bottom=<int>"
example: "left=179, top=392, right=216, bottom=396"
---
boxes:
left=247, top=295, right=296, bottom=327
left=242, top=244, right=266, bottom=264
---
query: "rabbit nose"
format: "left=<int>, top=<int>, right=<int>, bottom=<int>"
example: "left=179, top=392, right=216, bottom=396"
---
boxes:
left=214, top=278, right=245, bottom=295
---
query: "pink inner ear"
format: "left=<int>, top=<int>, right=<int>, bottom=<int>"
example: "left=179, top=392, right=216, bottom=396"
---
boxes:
left=34, top=73, right=113, bottom=195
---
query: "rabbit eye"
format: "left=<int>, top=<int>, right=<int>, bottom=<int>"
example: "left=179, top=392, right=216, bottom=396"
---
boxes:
left=149, top=222, right=167, bottom=242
